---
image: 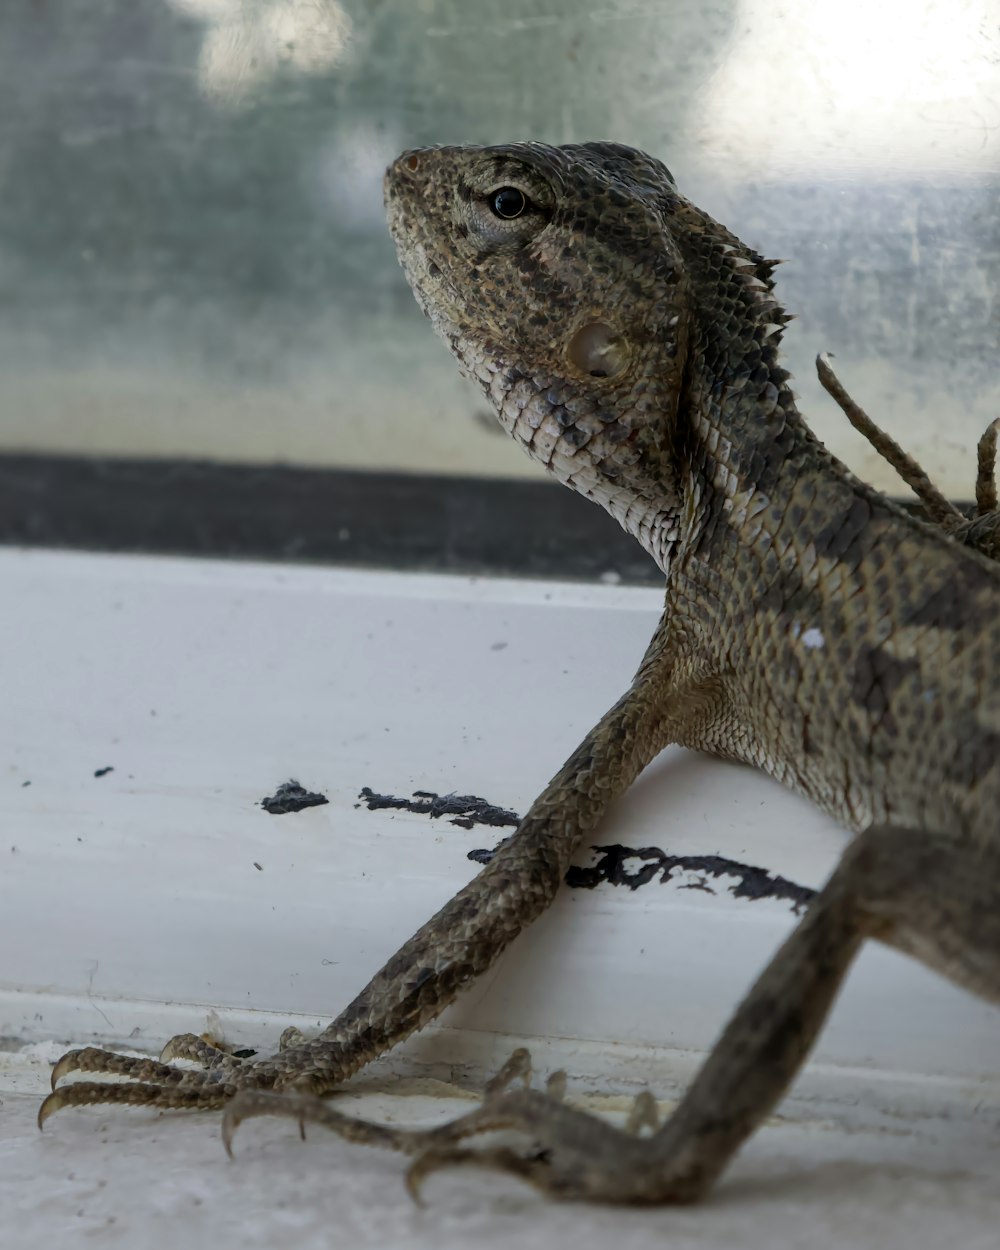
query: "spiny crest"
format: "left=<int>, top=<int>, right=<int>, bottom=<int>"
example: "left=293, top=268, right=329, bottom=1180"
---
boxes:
left=716, top=238, right=794, bottom=346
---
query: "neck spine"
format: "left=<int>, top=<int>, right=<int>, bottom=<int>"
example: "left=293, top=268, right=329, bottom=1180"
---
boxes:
left=668, top=201, right=824, bottom=532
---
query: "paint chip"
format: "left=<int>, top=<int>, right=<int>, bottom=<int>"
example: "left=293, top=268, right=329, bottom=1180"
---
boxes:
left=261, top=780, right=329, bottom=815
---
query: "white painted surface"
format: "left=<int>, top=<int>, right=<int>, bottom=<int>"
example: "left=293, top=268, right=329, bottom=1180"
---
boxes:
left=4, top=1042, right=1000, bottom=1250
left=1, top=548, right=999, bottom=1246
left=2, top=546, right=998, bottom=1082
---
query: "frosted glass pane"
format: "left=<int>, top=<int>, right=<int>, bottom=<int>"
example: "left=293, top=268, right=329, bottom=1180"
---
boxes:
left=1, top=0, right=997, bottom=497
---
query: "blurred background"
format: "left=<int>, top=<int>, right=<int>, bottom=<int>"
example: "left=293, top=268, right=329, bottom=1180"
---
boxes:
left=1, top=0, right=998, bottom=579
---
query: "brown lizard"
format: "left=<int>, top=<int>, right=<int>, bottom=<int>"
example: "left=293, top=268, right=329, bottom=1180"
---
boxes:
left=39, top=142, right=1000, bottom=1206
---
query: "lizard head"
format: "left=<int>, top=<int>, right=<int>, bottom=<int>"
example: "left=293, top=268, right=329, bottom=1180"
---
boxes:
left=384, top=142, right=691, bottom=558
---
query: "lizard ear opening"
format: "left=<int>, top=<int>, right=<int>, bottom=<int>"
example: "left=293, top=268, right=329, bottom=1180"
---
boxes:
left=567, top=322, right=629, bottom=379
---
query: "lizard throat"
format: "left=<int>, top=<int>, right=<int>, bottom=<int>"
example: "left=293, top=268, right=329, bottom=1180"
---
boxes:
left=463, top=347, right=681, bottom=574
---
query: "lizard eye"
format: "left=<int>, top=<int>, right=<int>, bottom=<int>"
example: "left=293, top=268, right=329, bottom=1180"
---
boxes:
left=490, top=187, right=528, bottom=219
left=467, top=175, right=551, bottom=245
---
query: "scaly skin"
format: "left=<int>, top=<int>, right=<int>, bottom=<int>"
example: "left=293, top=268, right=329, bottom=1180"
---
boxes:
left=41, top=142, right=1000, bottom=1206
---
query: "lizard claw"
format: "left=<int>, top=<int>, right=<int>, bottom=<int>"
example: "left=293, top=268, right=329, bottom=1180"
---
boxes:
left=37, top=1089, right=62, bottom=1130
left=50, top=1049, right=83, bottom=1091
left=220, top=1090, right=311, bottom=1157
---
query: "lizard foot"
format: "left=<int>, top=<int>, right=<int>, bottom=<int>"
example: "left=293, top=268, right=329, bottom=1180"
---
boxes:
left=220, top=1046, right=538, bottom=1160
left=401, top=1066, right=688, bottom=1204
left=38, top=1035, right=250, bottom=1126
left=223, top=1048, right=685, bottom=1205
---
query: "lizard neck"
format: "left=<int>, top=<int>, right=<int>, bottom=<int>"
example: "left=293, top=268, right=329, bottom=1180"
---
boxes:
left=665, top=195, right=832, bottom=555
left=487, top=360, right=687, bottom=577
left=679, top=345, right=816, bottom=547
left=538, top=194, right=816, bottom=579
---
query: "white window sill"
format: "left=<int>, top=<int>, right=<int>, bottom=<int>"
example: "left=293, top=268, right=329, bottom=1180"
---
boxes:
left=2, top=546, right=998, bottom=1247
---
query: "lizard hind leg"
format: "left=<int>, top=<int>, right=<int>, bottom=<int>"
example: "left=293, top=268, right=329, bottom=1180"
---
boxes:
left=394, top=824, right=1000, bottom=1204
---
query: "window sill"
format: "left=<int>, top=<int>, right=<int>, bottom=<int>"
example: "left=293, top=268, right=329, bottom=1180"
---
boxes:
left=2, top=547, right=998, bottom=1247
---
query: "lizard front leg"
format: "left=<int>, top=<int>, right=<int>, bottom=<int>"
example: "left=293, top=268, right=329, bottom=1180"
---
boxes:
left=41, top=622, right=716, bottom=1124
left=229, top=824, right=1000, bottom=1204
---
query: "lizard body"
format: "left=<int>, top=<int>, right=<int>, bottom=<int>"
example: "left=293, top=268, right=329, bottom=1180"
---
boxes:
left=40, top=142, right=1000, bottom=1205
left=384, top=143, right=1000, bottom=843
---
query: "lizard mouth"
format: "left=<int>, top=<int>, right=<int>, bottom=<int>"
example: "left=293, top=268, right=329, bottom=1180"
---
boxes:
left=384, top=164, right=470, bottom=331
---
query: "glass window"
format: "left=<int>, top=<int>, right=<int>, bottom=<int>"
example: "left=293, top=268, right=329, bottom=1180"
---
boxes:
left=2, top=1, right=997, bottom=578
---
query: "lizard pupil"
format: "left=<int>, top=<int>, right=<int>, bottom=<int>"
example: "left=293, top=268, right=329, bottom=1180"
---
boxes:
left=491, top=187, right=527, bottom=219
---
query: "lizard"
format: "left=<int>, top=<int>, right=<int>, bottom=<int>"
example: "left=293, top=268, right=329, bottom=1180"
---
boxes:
left=38, top=141, right=1000, bottom=1205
